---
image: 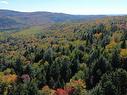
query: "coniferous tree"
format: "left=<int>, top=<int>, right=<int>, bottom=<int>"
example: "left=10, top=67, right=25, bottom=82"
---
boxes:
left=121, top=39, right=126, bottom=49
left=111, top=49, right=121, bottom=69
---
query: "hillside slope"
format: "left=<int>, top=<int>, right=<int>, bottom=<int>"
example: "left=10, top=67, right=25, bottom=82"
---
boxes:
left=1, top=16, right=127, bottom=95
left=0, top=10, right=106, bottom=31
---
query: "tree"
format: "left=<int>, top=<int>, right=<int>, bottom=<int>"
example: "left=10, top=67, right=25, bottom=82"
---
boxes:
left=28, top=80, right=39, bottom=95
left=65, top=79, right=87, bottom=95
left=34, top=49, right=44, bottom=62
left=88, top=55, right=111, bottom=89
left=101, top=69, right=127, bottom=95
left=14, top=58, right=24, bottom=76
left=121, top=39, right=126, bottom=49
left=43, top=48, right=54, bottom=64
left=111, top=49, right=121, bottom=69
left=89, top=84, right=103, bottom=95
left=60, top=56, right=72, bottom=82
left=71, top=58, right=80, bottom=76
left=50, top=58, right=61, bottom=82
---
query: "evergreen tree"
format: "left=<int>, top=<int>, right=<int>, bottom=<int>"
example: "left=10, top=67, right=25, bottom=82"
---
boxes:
left=14, top=59, right=24, bottom=76
left=111, top=49, right=121, bottom=69
left=121, top=39, right=126, bottom=49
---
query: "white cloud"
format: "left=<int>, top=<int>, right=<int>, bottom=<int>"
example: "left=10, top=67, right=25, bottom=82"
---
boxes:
left=0, top=0, right=9, bottom=4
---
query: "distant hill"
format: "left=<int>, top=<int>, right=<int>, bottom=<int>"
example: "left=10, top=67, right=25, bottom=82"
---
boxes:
left=0, top=10, right=107, bottom=31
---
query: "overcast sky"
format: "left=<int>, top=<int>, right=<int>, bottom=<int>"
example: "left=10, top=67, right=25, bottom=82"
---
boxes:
left=0, top=0, right=127, bottom=15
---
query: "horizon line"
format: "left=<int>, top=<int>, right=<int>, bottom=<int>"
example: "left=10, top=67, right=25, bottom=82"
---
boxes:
left=0, top=9, right=127, bottom=16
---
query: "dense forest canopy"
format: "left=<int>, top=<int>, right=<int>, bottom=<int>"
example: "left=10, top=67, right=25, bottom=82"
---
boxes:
left=0, top=15, right=127, bottom=95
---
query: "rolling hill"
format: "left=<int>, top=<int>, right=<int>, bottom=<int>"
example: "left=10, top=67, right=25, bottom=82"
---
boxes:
left=1, top=9, right=127, bottom=95
left=0, top=10, right=106, bottom=31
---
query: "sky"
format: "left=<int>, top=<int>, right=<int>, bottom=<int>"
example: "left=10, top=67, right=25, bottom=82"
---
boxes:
left=0, top=0, right=127, bottom=15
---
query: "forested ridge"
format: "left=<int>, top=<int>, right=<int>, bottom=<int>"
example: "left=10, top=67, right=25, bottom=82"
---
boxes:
left=0, top=16, right=127, bottom=95
left=0, top=10, right=106, bottom=31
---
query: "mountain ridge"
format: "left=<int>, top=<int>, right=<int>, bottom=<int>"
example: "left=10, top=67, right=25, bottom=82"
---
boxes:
left=0, top=9, right=107, bottom=31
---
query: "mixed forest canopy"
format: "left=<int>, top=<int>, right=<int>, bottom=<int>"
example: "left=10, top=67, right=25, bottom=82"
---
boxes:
left=0, top=11, right=127, bottom=95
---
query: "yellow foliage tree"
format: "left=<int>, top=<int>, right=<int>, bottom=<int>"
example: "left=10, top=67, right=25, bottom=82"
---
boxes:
left=120, top=49, right=127, bottom=58
left=1, top=74, right=17, bottom=84
left=40, top=85, right=55, bottom=95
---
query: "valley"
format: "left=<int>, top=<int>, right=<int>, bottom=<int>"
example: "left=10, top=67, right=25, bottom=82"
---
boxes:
left=0, top=10, right=127, bottom=95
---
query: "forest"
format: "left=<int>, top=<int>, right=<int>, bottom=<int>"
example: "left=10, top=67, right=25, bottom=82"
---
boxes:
left=0, top=15, right=127, bottom=95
